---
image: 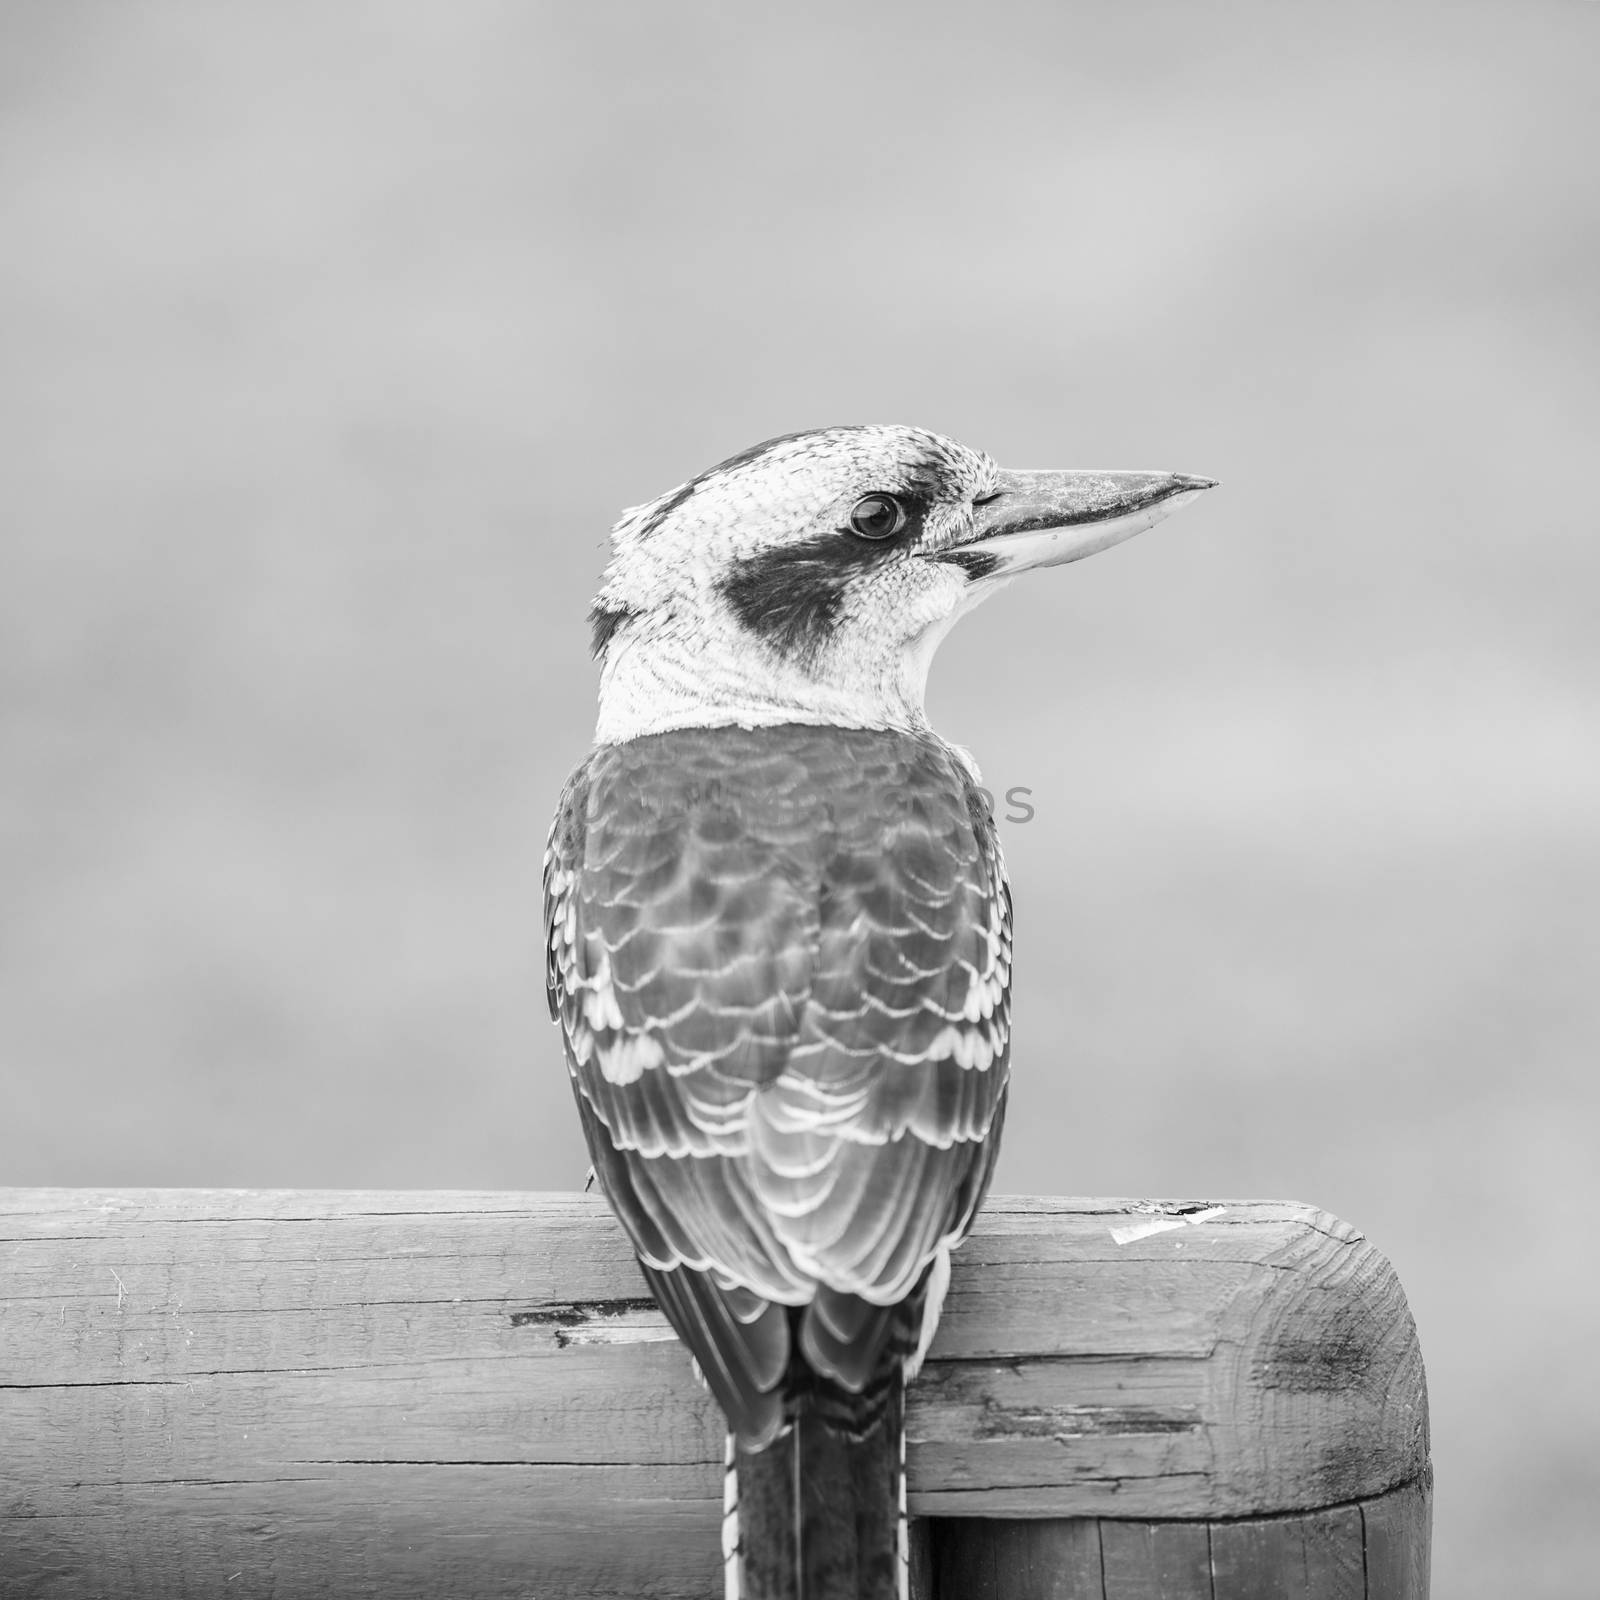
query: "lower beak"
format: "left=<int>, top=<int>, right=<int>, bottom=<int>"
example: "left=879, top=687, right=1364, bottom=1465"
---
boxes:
left=947, top=468, right=1217, bottom=577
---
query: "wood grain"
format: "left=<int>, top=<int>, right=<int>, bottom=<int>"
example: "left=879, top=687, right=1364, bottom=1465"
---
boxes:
left=1361, top=1467, right=1433, bottom=1599
left=928, top=1515, right=1103, bottom=1600
left=1099, top=1520, right=1213, bottom=1599
left=1208, top=1502, right=1366, bottom=1599
left=918, top=1478, right=1430, bottom=1600
left=0, top=1189, right=1430, bottom=1598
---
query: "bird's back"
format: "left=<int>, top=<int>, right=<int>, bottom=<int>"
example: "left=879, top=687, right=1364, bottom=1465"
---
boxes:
left=545, top=721, right=1011, bottom=1453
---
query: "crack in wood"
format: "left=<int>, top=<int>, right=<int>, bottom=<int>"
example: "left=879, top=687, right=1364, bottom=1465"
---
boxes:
left=296, top=1458, right=717, bottom=1470
left=0, top=1379, right=185, bottom=1390
left=973, top=1403, right=1204, bottom=1441
left=509, top=1297, right=661, bottom=1328
left=917, top=1470, right=1215, bottom=1497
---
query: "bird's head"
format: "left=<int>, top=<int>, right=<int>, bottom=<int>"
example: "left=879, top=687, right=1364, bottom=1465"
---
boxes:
left=589, top=424, right=1214, bottom=744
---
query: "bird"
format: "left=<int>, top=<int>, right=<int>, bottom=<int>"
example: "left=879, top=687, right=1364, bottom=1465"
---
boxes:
left=543, top=425, right=1214, bottom=1599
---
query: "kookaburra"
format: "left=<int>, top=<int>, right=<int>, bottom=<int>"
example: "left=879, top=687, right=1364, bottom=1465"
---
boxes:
left=544, top=425, right=1213, bottom=1600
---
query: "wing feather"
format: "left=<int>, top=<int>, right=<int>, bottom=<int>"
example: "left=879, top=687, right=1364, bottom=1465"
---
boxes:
left=545, top=724, right=1013, bottom=1438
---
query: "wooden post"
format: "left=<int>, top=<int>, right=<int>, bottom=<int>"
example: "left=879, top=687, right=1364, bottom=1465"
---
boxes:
left=0, top=1191, right=1429, bottom=1598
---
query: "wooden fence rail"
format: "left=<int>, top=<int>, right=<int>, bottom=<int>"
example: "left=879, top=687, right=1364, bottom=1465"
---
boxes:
left=0, top=1190, right=1430, bottom=1598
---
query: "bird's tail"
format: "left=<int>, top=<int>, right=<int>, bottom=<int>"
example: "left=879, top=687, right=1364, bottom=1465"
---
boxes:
left=724, top=1373, right=908, bottom=1600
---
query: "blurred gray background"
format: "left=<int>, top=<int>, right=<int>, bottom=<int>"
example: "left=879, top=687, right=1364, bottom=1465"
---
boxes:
left=3, top=2, right=1595, bottom=1593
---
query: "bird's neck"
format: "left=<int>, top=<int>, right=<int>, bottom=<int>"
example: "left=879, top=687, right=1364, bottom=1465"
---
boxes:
left=593, top=622, right=941, bottom=744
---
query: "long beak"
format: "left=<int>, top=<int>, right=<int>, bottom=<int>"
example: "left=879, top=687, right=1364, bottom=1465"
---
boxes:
left=950, top=468, right=1217, bottom=576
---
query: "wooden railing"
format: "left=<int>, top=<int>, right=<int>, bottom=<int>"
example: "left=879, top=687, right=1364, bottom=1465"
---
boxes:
left=0, top=1190, right=1430, bottom=1597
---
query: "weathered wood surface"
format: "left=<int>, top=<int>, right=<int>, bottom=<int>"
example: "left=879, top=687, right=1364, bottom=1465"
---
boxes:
left=929, top=1472, right=1431, bottom=1599
left=0, top=1189, right=1429, bottom=1599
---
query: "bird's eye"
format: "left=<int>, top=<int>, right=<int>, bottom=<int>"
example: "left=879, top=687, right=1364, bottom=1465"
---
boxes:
left=847, top=494, right=908, bottom=541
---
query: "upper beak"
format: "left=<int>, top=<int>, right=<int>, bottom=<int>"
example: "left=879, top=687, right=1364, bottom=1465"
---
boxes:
left=950, top=468, right=1217, bottom=576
